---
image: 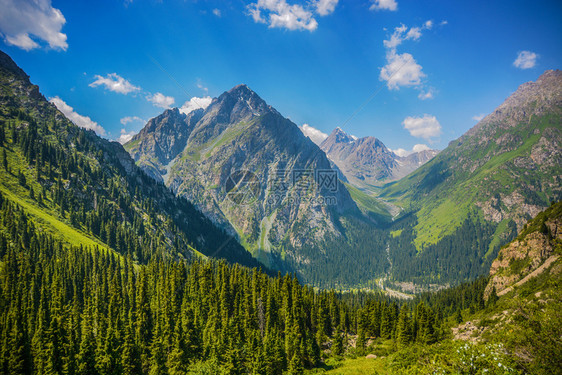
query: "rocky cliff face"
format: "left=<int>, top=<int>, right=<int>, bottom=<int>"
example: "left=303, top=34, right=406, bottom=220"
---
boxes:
left=452, top=70, right=562, bottom=229
left=484, top=202, right=562, bottom=299
left=126, top=85, right=360, bottom=273
left=319, top=127, right=438, bottom=188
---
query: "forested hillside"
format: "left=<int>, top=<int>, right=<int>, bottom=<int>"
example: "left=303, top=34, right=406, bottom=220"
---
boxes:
left=381, top=70, right=562, bottom=286
left=0, top=188, right=469, bottom=374
left=125, top=84, right=392, bottom=288
left=0, top=49, right=260, bottom=268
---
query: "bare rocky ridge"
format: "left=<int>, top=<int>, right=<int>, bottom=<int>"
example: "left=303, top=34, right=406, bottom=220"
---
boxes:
left=484, top=214, right=562, bottom=300
left=126, top=85, right=360, bottom=273
left=319, top=127, right=438, bottom=188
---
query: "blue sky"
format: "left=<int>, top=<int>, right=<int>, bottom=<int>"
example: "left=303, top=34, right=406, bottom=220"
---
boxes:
left=1, top=0, right=561, bottom=153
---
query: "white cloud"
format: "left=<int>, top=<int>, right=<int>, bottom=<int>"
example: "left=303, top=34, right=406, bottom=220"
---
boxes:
left=146, top=92, right=175, bottom=109
left=402, top=114, right=441, bottom=140
left=513, top=51, right=538, bottom=70
left=472, top=113, right=486, bottom=122
left=247, top=0, right=319, bottom=31
left=0, top=0, right=67, bottom=51
left=383, top=22, right=432, bottom=50
left=49, top=96, right=105, bottom=135
left=406, top=27, right=422, bottom=41
left=89, top=73, right=141, bottom=95
left=380, top=21, right=434, bottom=92
left=213, top=8, right=221, bottom=17
left=392, top=148, right=408, bottom=157
left=117, top=129, right=137, bottom=144
left=197, top=79, right=209, bottom=94
left=4, top=34, right=39, bottom=51
left=300, top=123, right=328, bottom=145
left=391, top=143, right=431, bottom=157
left=370, top=0, right=398, bottom=11
left=120, top=116, right=145, bottom=126
left=418, top=88, right=434, bottom=100
left=380, top=51, right=425, bottom=90
left=314, top=0, right=338, bottom=16
left=412, top=143, right=430, bottom=152
left=179, top=96, right=213, bottom=115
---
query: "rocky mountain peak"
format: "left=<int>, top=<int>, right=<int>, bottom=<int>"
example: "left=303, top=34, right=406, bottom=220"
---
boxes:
left=465, top=69, right=562, bottom=139
left=320, top=127, right=355, bottom=154
left=320, top=127, right=438, bottom=188
left=0, top=50, right=28, bottom=80
left=191, top=84, right=277, bottom=141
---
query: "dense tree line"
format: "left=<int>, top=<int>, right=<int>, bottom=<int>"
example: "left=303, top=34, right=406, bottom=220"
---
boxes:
left=0, top=102, right=260, bottom=269
left=285, top=216, right=389, bottom=288
left=0, top=55, right=499, bottom=374
left=0, top=190, right=493, bottom=374
left=387, top=212, right=517, bottom=285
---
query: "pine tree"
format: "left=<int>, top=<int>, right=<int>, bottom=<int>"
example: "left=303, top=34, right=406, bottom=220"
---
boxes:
left=380, top=304, right=392, bottom=340
left=122, top=322, right=140, bottom=375
left=332, top=330, right=344, bottom=356
left=396, top=305, right=411, bottom=347
left=455, top=308, right=463, bottom=324
left=167, top=320, right=188, bottom=375
left=356, top=315, right=366, bottom=356
left=2, top=149, right=7, bottom=171
left=77, top=302, right=97, bottom=375
left=18, top=170, right=26, bottom=187
left=488, top=286, right=499, bottom=306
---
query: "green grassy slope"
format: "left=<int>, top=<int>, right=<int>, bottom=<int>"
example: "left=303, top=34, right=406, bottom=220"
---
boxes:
left=0, top=49, right=262, bottom=269
left=376, top=72, right=562, bottom=284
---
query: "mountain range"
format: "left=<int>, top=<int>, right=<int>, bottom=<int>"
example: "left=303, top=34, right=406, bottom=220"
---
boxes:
left=382, top=69, right=562, bottom=285
left=2, top=46, right=560, bottom=291
left=317, top=127, right=439, bottom=188
left=126, top=69, right=562, bottom=288
left=0, top=49, right=261, bottom=270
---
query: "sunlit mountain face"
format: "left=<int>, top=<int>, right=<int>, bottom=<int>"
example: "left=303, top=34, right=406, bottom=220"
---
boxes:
left=1, top=0, right=561, bottom=373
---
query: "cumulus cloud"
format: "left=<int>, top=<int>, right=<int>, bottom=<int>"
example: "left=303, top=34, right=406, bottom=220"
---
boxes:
left=370, top=0, right=398, bottom=11
left=381, top=51, right=425, bottom=90
left=212, top=8, right=221, bottom=17
left=0, top=0, right=67, bottom=51
left=248, top=0, right=337, bottom=31
left=89, top=73, right=141, bottom=95
left=146, top=92, right=175, bottom=109
left=179, top=96, right=213, bottom=115
left=300, top=124, right=328, bottom=145
left=380, top=21, right=434, bottom=94
left=513, top=51, right=538, bottom=69
left=248, top=0, right=318, bottom=31
left=49, top=96, right=105, bottom=135
left=391, top=143, right=431, bottom=157
left=314, top=0, right=338, bottom=16
left=413, top=143, right=431, bottom=152
left=391, top=148, right=409, bottom=157
left=402, top=114, right=441, bottom=140
left=382, top=21, right=432, bottom=51
left=393, top=145, right=426, bottom=156
left=120, top=116, right=145, bottom=126
left=117, top=129, right=137, bottom=144
left=472, top=113, right=486, bottom=122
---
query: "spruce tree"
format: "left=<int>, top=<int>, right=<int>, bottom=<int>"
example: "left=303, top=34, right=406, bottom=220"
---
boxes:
left=396, top=305, right=411, bottom=348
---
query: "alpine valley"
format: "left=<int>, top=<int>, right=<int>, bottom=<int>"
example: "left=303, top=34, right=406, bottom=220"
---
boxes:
left=1, top=46, right=561, bottom=374
left=126, top=69, right=562, bottom=290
